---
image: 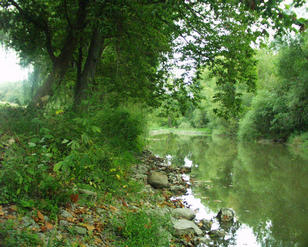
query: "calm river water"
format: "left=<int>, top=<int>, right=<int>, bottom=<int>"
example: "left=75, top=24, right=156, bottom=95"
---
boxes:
left=148, top=133, right=308, bottom=247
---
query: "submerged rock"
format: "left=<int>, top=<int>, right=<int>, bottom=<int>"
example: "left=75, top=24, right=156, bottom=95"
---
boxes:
left=148, top=171, right=169, bottom=188
left=209, top=229, right=226, bottom=238
left=170, top=184, right=186, bottom=193
left=173, top=219, right=203, bottom=236
left=217, top=208, right=235, bottom=222
left=172, top=208, right=196, bottom=220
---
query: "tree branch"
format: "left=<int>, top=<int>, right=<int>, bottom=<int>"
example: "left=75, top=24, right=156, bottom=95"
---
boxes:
left=7, top=0, right=56, bottom=63
left=64, top=0, right=73, bottom=29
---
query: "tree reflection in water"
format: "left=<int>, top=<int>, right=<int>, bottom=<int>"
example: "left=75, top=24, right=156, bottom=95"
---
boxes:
left=149, top=133, right=308, bottom=247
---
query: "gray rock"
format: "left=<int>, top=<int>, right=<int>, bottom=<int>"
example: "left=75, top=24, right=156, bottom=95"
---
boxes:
left=133, top=173, right=148, bottom=182
left=173, top=219, right=203, bottom=236
left=148, top=171, right=169, bottom=188
left=96, top=208, right=105, bottom=215
left=61, top=210, right=73, bottom=218
left=22, top=216, right=36, bottom=227
left=170, top=185, right=186, bottom=193
left=59, top=220, right=69, bottom=226
left=172, top=208, right=196, bottom=220
left=74, top=226, right=87, bottom=235
left=217, top=208, right=235, bottom=222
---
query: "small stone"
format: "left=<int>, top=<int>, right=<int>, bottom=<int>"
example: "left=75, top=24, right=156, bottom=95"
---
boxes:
left=148, top=171, right=169, bottom=188
left=173, top=219, right=203, bottom=236
left=61, top=210, right=73, bottom=218
left=170, top=185, right=186, bottom=193
left=96, top=208, right=105, bottom=215
left=74, top=226, right=87, bottom=235
left=59, top=220, right=69, bottom=226
left=22, top=216, right=36, bottom=227
left=173, top=208, right=196, bottom=220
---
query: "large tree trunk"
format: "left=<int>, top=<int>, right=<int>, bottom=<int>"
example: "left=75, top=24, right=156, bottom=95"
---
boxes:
left=31, top=57, right=72, bottom=106
left=74, top=28, right=106, bottom=108
left=29, top=0, right=89, bottom=107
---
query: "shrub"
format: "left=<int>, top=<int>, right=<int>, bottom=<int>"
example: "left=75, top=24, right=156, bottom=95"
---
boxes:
left=95, top=106, right=146, bottom=152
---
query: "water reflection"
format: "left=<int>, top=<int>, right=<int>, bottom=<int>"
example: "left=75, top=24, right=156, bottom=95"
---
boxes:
left=148, top=134, right=308, bottom=247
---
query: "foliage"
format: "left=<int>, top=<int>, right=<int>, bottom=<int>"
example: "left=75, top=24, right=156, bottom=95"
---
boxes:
left=0, top=104, right=146, bottom=214
left=238, top=32, right=308, bottom=141
left=114, top=210, right=171, bottom=247
left=1, top=0, right=305, bottom=113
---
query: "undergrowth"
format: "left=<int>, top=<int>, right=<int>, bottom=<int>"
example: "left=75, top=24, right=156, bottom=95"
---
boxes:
left=0, top=104, right=146, bottom=216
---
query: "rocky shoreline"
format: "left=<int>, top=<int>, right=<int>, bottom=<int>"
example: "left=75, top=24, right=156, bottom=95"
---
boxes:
left=0, top=150, right=239, bottom=246
left=131, top=150, right=239, bottom=247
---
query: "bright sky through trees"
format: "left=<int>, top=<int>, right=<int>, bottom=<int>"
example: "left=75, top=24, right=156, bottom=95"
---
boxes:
left=0, top=46, right=31, bottom=84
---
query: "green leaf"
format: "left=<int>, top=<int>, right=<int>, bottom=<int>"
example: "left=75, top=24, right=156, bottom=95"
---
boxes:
left=28, top=142, right=36, bottom=147
left=91, top=126, right=101, bottom=133
left=53, top=161, right=63, bottom=172
left=62, top=139, right=69, bottom=144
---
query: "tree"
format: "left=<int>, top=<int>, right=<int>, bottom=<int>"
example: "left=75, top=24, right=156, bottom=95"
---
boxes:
left=0, top=0, right=305, bottom=113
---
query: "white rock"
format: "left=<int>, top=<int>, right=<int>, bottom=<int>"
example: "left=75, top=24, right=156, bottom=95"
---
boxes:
left=173, top=219, right=203, bottom=236
left=172, top=208, right=196, bottom=220
left=148, top=171, right=169, bottom=188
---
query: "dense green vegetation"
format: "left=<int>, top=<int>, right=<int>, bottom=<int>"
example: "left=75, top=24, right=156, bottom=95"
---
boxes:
left=0, top=0, right=307, bottom=246
left=152, top=33, right=308, bottom=146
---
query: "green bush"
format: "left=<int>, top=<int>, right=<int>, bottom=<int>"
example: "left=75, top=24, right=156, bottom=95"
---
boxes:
left=0, top=104, right=145, bottom=214
left=95, top=106, right=146, bottom=152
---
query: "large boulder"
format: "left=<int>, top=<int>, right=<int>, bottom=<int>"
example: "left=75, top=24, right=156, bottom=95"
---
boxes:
left=173, top=219, right=203, bottom=236
left=148, top=171, right=169, bottom=188
left=172, top=208, right=196, bottom=220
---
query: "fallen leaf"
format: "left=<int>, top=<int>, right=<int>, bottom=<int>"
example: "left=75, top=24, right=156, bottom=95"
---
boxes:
left=94, top=222, right=104, bottom=232
left=109, top=205, right=118, bottom=212
left=70, top=193, right=79, bottom=203
left=33, top=216, right=40, bottom=223
left=37, top=210, right=44, bottom=221
left=81, top=223, right=95, bottom=232
left=40, top=225, right=47, bottom=232
left=6, top=215, right=16, bottom=219
left=94, top=237, right=103, bottom=244
left=67, top=217, right=76, bottom=223
left=0, top=206, right=4, bottom=216
left=213, top=200, right=222, bottom=203
left=46, top=222, right=53, bottom=230
left=9, top=205, right=17, bottom=212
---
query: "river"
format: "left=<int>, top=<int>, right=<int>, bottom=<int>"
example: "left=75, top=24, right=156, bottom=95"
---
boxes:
left=148, top=133, right=308, bottom=247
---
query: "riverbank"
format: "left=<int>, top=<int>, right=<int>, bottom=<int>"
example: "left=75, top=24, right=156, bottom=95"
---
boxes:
left=149, top=128, right=211, bottom=136
left=0, top=149, right=234, bottom=246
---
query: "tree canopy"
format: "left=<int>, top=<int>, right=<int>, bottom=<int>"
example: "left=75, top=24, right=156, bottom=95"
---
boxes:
left=0, top=0, right=306, bottom=113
